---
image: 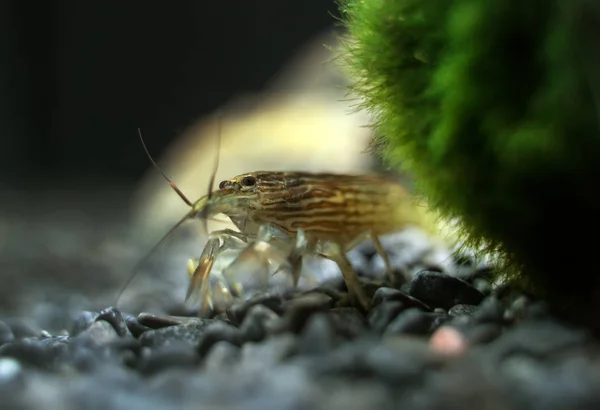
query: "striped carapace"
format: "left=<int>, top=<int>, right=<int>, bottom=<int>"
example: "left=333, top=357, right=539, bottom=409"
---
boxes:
left=183, top=170, right=442, bottom=313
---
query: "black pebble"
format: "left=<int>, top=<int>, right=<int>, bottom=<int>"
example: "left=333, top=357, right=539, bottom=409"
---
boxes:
left=226, top=293, right=284, bottom=326
left=0, top=321, right=15, bottom=347
left=463, top=323, right=503, bottom=345
left=137, top=312, right=194, bottom=329
left=473, top=296, right=505, bottom=324
left=96, top=307, right=130, bottom=337
left=124, top=315, right=152, bottom=338
left=407, top=270, right=484, bottom=310
left=301, top=286, right=345, bottom=303
left=272, top=293, right=334, bottom=334
left=328, top=307, right=367, bottom=339
left=368, top=301, right=405, bottom=334
left=384, top=308, right=444, bottom=336
left=272, top=292, right=333, bottom=333
left=488, top=321, right=591, bottom=361
left=372, top=287, right=432, bottom=311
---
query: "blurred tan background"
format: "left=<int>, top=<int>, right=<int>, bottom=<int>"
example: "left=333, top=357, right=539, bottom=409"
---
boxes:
left=130, top=31, right=377, bottom=241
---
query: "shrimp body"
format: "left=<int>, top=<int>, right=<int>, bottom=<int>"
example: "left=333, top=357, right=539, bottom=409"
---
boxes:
left=183, top=171, right=441, bottom=313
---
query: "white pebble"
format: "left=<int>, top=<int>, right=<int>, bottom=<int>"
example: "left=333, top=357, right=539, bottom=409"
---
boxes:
left=0, top=358, right=22, bottom=382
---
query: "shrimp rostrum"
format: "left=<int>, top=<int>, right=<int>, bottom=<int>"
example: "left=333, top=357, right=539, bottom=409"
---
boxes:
left=173, top=170, right=440, bottom=313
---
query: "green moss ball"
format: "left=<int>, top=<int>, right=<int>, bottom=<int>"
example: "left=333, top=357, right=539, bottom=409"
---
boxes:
left=339, top=0, right=600, bottom=327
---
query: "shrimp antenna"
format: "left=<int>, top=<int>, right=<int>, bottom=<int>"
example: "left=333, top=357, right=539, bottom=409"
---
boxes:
left=113, top=211, right=192, bottom=307
left=138, top=128, right=193, bottom=208
left=200, top=112, right=222, bottom=236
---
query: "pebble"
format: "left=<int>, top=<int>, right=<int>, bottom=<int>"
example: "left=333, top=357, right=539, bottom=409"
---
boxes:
left=0, top=357, right=22, bottom=383
left=2, top=319, right=40, bottom=339
left=371, top=287, right=431, bottom=311
left=124, top=314, right=152, bottom=337
left=0, top=336, right=70, bottom=371
left=238, top=304, right=278, bottom=342
left=328, top=307, right=367, bottom=339
left=472, top=296, right=505, bottom=324
left=448, top=304, right=479, bottom=318
left=70, top=311, right=99, bottom=337
left=473, top=278, right=492, bottom=295
left=0, top=321, right=15, bottom=346
left=139, top=319, right=215, bottom=349
left=75, top=320, right=120, bottom=347
left=238, top=335, right=297, bottom=372
left=196, top=322, right=245, bottom=358
left=407, top=270, right=485, bottom=310
left=136, top=312, right=189, bottom=329
left=137, top=342, right=200, bottom=375
left=384, top=308, right=445, bottom=336
left=202, top=341, right=240, bottom=371
left=368, top=301, right=405, bottom=334
left=297, top=313, right=340, bottom=356
left=429, top=326, right=468, bottom=356
left=96, top=307, right=130, bottom=337
left=226, top=293, right=284, bottom=326
left=3, top=231, right=600, bottom=409
left=271, top=293, right=334, bottom=334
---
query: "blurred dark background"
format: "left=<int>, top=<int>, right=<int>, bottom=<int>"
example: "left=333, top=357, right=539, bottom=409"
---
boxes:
left=0, top=0, right=340, bottom=189
left=0, top=1, right=346, bottom=324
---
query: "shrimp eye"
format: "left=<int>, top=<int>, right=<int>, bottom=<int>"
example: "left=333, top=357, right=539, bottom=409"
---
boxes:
left=218, top=180, right=227, bottom=189
left=241, top=176, right=256, bottom=187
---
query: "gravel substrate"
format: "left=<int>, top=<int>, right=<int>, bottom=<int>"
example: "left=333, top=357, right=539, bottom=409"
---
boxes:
left=1, top=218, right=600, bottom=410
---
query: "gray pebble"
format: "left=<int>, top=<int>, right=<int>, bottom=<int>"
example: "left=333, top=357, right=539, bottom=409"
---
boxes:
left=238, top=334, right=297, bottom=372
left=449, top=304, right=479, bottom=318
left=239, top=304, right=278, bottom=342
left=407, top=270, right=484, bottom=310
left=197, top=322, right=245, bottom=358
left=305, top=337, right=438, bottom=385
left=226, top=293, right=284, bottom=326
left=202, top=341, right=240, bottom=372
left=0, top=335, right=70, bottom=371
left=2, top=319, right=40, bottom=339
left=75, top=320, right=120, bottom=347
left=137, top=342, right=200, bottom=375
left=140, top=319, right=215, bottom=349
left=97, top=307, right=130, bottom=337
left=0, top=321, right=15, bottom=347
left=297, top=313, right=340, bottom=356
left=70, top=311, right=99, bottom=337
